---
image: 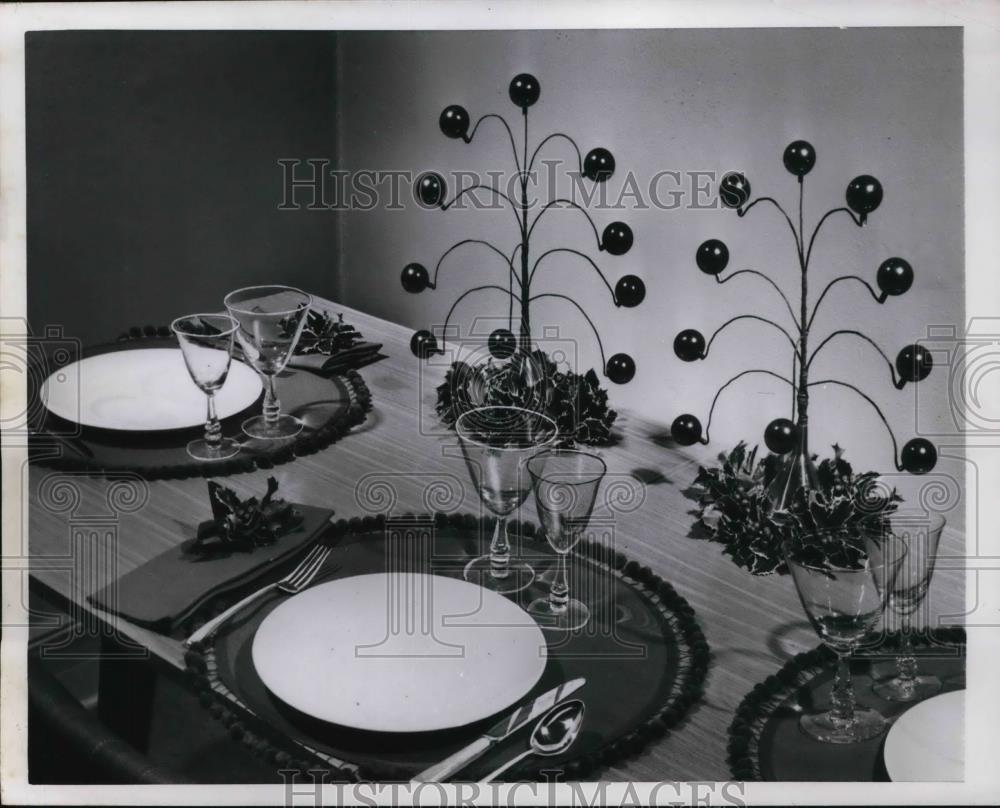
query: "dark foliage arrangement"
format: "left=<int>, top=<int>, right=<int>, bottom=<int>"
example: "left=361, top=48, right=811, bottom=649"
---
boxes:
left=688, top=443, right=901, bottom=575
left=294, top=309, right=365, bottom=356
left=435, top=350, right=618, bottom=446
left=190, top=477, right=303, bottom=555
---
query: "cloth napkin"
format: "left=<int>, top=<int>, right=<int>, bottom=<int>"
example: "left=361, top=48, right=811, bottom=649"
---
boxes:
left=88, top=504, right=334, bottom=634
left=286, top=341, right=384, bottom=375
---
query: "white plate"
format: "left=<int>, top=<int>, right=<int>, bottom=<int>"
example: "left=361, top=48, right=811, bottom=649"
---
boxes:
left=41, top=348, right=262, bottom=431
left=883, top=690, right=964, bottom=781
left=252, top=573, right=548, bottom=733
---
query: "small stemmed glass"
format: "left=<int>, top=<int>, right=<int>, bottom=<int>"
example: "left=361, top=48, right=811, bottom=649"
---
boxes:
left=455, top=406, right=558, bottom=594
left=785, top=530, right=906, bottom=743
left=526, top=448, right=606, bottom=631
left=873, top=512, right=947, bottom=702
left=224, top=285, right=312, bottom=439
left=171, top=313, right=241, bottom=461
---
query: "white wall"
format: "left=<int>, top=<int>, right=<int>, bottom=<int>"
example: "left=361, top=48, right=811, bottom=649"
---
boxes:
left=336, top=28, right=964, bottom=510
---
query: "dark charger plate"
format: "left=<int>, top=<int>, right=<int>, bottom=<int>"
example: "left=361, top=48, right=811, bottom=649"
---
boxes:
left=28, top=329, right=372, bottom=479
left=184, top=513, right=711, bottom=782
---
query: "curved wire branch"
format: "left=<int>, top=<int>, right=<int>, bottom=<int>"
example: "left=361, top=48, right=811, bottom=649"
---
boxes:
left=466, top=114, right=521, bottom=175
left=737, top=196, right=803, bottom=260
left=432, top=239, right=520, bottom=290
left=806, top=274, right=887, bottom=332
left=701, top=369, right=795, bottom=444
left=529, top=248, right=617, bottom=303
left=526, top=199, right=603, bottom=249
left=807, top=378, right=903, bottom=469
left=440, top=285, right=521, bottom=349
left=807, top=330, right=904, bottom=388
left=528, top=132, right=583, bottom=176
left=714, top=270, right=800, bottom=329
left=442, top=184, right=524, bottom=232
left=703, top=315, right=799, bottom=358
left=528, top=293, right=608, bottom=371
left=804, top=207, right=864, bottom=267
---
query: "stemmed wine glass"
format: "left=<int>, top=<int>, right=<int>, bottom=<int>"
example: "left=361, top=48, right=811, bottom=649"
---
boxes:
left=873, top=512, right=947, bottom=702
left=526, top=448, right=606, bottom=631
left=785, top=530, right=906, bottom=743
left=224, top=285, right=312, bottom=439
left=171, top=313, right=241, bottom=461
left=455, top=406, right=558, bottom=594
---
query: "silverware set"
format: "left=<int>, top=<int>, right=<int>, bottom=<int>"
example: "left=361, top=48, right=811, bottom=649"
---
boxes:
left=413, top=677, right=587, bottom=783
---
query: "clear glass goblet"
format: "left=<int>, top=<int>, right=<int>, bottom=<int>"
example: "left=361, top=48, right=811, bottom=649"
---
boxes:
left=223, top=285, right=312, bottom=439
left=873, top=512, right=946, bottom=702
left=455, top=406, right=558, bottom=594
left=785, top=530, right=906, bottom=743
left=526, top=448, right=606, bottom=631
left=170, top=313, right=241, bottom=461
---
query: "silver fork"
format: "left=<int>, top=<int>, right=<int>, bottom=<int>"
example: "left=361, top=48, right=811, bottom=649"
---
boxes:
left=183, top=541, right=333, bottom=647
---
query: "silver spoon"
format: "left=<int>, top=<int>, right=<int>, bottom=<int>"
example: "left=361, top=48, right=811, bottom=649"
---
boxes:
left=478, top=699, right=585, bottom=783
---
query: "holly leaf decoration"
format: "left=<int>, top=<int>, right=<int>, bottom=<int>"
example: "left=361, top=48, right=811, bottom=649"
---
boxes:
left=435, top=350, right=618, bottom=446
left=277, top=305, right=364, bottom=356
left=192, top=476, right=304, bottom=555
left=688, top=443, right=901, bottom=575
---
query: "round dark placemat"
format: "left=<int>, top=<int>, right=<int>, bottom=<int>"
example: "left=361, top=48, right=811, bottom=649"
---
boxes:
left=184, top=512, right=710, bottom=782
left=28, top=329, right=372, bottom=479
left=727, top=626, right=966, bottom=781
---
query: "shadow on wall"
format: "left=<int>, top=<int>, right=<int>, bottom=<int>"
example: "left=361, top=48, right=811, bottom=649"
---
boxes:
left=26, top=30, right=342, bottom=347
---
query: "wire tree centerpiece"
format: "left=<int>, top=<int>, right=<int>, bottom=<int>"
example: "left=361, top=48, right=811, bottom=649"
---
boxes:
left=401, top=73, right=643, bottom=444
left=670, top=140, right=938, bottom=514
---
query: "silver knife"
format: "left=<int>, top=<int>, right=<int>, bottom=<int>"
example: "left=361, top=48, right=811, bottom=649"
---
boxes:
left=412, top=677, right=586, bottom=783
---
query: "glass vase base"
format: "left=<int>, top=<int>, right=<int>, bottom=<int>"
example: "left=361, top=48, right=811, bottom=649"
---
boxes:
left=527, top=597, right=590, bottom=632
left=799, top=707, right=888, bottom=744
left=872, top=673, right=942, bottom=703
left=242, top=414, right=303, bottom=440
left=463, top=556, right=535, bottom=594
left=186, top=437, right=241, bottom=462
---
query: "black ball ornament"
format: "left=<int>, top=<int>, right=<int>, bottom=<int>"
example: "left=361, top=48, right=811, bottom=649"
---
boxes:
left=720, top=172, right=751, bottom=209
left=614, top=275, right=645, bottom=307
left=673, top=329, right=706, bottom=362
left=487, top=328, right=517, bottom=360
left=602, top=222, right=633, bottom=256
left=696, top=239, right=729, bottom=275
left=410, top=329, right=439, bottom=359
left=877, top=258, right=914, bottom=297
left=508, top=73, right=540, bottom=109
left=764, top=418, right=798, bottom=454
left=400, top=263, right=430, bottom=293
left=782, top=140, right=816, bottom=177
left=671, top=414, right=703, bottom=446
left=606, top=353, right=636, bottom=384
left=900, top=438, right=937, bottom=474
left=896, top=344, right=933, bottom=383
left=845, top=175, right=883, bottom=222
left=583, top=147, right=615, bottom=182
left=414, top=172, right=447, bottom=207
left=439, top=105, right=470, bottom=140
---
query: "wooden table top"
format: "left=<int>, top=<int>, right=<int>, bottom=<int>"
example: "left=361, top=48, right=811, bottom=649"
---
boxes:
left=28, top=301, right=965, bottom=781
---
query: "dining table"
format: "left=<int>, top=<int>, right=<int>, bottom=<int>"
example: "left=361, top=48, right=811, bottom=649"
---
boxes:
left=26, top=297, right=967, bottom=781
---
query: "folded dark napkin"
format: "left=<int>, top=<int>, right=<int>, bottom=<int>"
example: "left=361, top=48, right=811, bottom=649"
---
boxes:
left=287, top=341, right=384, bottom=375
left=88, top=503, right=334, bottom=634
left=281, top=308, right=385, bottom=375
